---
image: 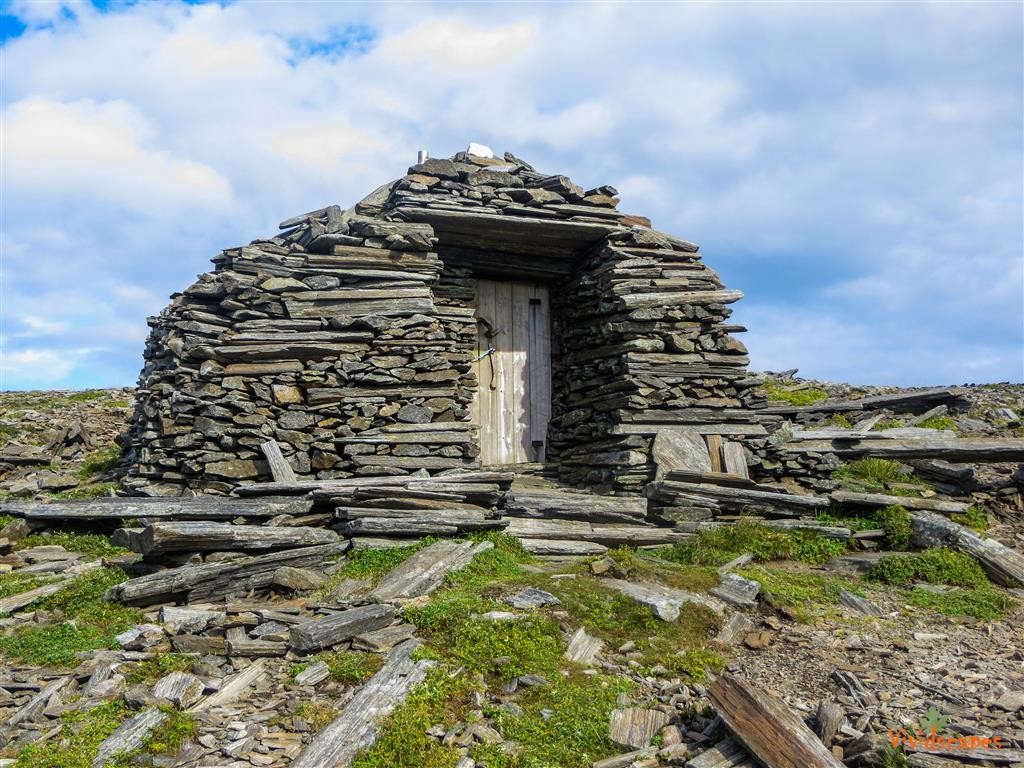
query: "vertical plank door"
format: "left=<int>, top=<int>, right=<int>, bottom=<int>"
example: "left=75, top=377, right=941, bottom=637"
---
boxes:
left=472, top=278, right=551, bottom=465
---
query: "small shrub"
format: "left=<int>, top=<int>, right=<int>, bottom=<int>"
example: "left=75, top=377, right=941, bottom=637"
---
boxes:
left=867, top=548, right=988, bottom=587
left=143, top=707, right=198, bottom=755
left=875, top=505, right=912, bottom=550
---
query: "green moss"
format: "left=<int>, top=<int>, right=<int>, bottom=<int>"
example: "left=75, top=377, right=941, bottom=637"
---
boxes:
left=875, top=505, right=912, bottom=550
left=951, top=505, right=988, bottom=532
left=905, top=585, right=1012, bottom=620
left=125, top=653, right=195, bottom=685
left=78, top=446, right=122, bottom=479
left=351, top=666, right=479, bottom=768
left=293, top=651, right=384, bottom=685
left=0, top=568, right=141, bottom=666
left=871, top=418, right=904, bottom=431
left=740, top=565, right=852, bottom=622
left=483, top=673, right=636, bottom=767
left=18, top=531, right=126, bottom=558
left=664, top=519, right=845, bottom=567
left=295, top=702, right=339, bottom=732
left=916, top=415, right=957, bottom=431
left=867, top=548, right=988, bottom=588
left=829, top=414, right=853, bottom=428
left=67, top=390, right=108, bottom=403
left=761, top=382, right=829, bottom=406
left=51, top=482, right=119, bottom=500
left=14, top=700, right=130, bottom=768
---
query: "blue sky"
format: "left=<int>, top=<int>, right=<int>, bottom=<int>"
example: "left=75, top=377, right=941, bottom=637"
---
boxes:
left=1, top=0, right=1021, bottom=390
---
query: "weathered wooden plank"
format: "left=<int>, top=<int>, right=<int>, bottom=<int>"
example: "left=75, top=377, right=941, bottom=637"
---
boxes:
left=290, top=640, right=433, bottom=768
left=136, top=521, right=338, bottom=555
left=260, top=440, right=297, bottom=482
left=106, top=543, right=350, bottom=606
left=708, top=673, right=846, bottom=768
left=369, top=540, right=494, bottom=602
left=721, top=442, right=750, bottom=479
left=831, top=490, right=969, bottom=514
left=0, top=496, right=312, bottom=521
left=529, top=283, right=552, bottom=460
left=289, top=605, right=397, bottom=653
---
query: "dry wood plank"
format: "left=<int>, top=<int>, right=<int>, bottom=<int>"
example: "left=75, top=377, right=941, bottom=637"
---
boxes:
left=830, top=490, right=969, bottom=515
left=260, top=440, right=296, bottom=482
left=369, top=540, right=494, bottom=602
left=721, top=442, right=750, bottom=479
left=909, top=510, right=1024, bottom=587
left=0, top=496, right=312, bottom=521
left=529, top=283, right=552, bottom=461
left=106, top=542, right=349, bottom=606
left=290, top=640, right=433, bottom=768
left=705, top=435, right=725, bottom=473
left=708, top=672, right=846, bottom=768
left=652, top=429, right=713, bottom=480
left=136, top=521, right=338, bottom=555
left=0, top=581, right=69, bottom=614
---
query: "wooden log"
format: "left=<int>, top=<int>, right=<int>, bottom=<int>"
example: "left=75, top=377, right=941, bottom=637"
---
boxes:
left=830, top=490, right=969, bottom=515
left=136, top=521, right=338, bottom=555
left=760, top=387, right=966, bottom=416
left=106, top=543, right=350, bottom=606
left=260, top=440, right=296, bottom=482
left=289, top=605, right=397, bottom=653
left=0, top=581, right=69, bottom=614
left=909, top=510, right=1024, bottom=587
left=708, top=672, right=846, bottom=768
left=779, top=437, right=1024, bottom=462
left=0, top=496, right=312, bottom=521
left=291, top=640, right=433, bottom=768
left=602, top=578, right=726, bottom=620
left=369, top=540, right=493, bottom=602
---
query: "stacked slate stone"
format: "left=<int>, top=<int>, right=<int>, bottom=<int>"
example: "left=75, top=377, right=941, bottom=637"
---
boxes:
left=124, top=148, right=756, bottom=496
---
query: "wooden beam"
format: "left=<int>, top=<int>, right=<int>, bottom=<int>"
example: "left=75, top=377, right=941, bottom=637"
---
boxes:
left=260, top=440, right=297, bottom=482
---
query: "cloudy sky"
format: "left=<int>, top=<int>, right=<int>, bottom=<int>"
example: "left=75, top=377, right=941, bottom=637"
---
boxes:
left=1, top=0, right=1021, bottom=390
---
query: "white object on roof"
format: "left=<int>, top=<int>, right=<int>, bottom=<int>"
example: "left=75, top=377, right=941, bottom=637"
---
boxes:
left=467, top=142, right=494, bottom=159
left=417, top=149, right=429, bottom=163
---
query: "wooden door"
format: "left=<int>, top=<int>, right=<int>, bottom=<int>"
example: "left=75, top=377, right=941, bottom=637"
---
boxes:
left=471, top=279, right=551, bottom=465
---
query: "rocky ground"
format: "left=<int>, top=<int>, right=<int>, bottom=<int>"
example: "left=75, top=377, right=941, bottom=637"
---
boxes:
left=0, top=381, right=1022, bottom=768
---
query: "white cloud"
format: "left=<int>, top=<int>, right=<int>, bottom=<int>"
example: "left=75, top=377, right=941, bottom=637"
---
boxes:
left=0, top=1, right=1020, bottom=388
left=2, top=97, right=234, bottom=212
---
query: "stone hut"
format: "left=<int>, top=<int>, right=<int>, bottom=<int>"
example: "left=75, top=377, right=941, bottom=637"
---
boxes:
left=124, top=147, right=761, bottom=496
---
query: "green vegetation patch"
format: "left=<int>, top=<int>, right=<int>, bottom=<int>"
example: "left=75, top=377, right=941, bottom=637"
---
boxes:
left=295, top=702, right=339, bottom=732
left=0, top=572, right=43, bottom=602
left=664, top=519, right=846, bottom=567
left=951, top=505, right=988, bottom=532
left=905, top=585, right=1012, bottom=621
left=18, top=531, right=126, bottom=559
left=916, top=415, right=957, bottom=431
left=51, top=482, right=119, bottom=500
left=875, top=505, right=912, bottom=550
left=867, top=548, right=988, bottom=588
left=761, top=382, right=829, bottom=406
left=740, top=565, right=854, bottom=622
left=0, top=568, right=140, bottom=667
left=829, top=414, right=853, bottom=428
left=14, top=700, right=130, bottom=768
left=871, top=418, right=903, bottom=431
left=293, top=650, right=384, bottom=686
left=67, top=390, right=108, bottom=403
left=78, top=446, right=122, bottom=479
left=835, top=457, right=906, bottom=486
left=125, top=653, right=196, bottom=685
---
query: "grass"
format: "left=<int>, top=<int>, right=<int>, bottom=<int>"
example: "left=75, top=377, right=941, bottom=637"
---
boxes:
left=867, top=548, right=989, bottom=588
left=739, top=565, right=853, bottom=622
left=78, top=445, right=122, bottom=478
left=50, top=482, right=119, bottom=500
left=292, top=651, right=384, bottom=685
left=17, top=531, right=126, bottom=558
left=761, top=382, right=828, bottom=406
left=916, top=415, right=957, bottom=431
left=835, top=458, right=906, bottom=486
left=867, top=548, right=1015, bottom=620
left=125, top=653, right=195, bottom=685
left=951, top=505, right=988, bottom=532
left=663, top=519, right=846, bottom=567
left=295, top=702, right=339, bottom=732
left=0, top=568, right=141, bottom=667
left=13, top=700, right=130, bottom=768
